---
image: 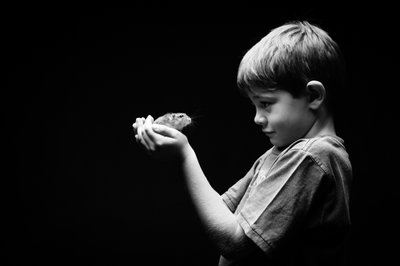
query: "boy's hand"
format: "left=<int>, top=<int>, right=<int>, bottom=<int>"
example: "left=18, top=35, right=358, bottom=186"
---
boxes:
left=133, top=115, right=191, bottom=161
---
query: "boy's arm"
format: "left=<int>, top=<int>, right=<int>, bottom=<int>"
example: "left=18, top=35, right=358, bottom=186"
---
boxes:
left=180, top=145, right=256, bottom=259
left=134, top=116, right=259, bottom=260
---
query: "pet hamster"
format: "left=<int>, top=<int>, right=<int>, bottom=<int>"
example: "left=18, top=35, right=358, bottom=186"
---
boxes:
left=153, top=112, right=192, bottom=131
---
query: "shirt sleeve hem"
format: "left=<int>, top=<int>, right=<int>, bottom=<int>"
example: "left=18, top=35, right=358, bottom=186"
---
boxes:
left=237, top=212, right=273, bottom=254
left=221, top=193, right=236, bottom=213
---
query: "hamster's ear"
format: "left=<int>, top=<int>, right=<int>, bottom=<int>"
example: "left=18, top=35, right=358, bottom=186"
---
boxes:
left=306, top=80, right=325, bottom=110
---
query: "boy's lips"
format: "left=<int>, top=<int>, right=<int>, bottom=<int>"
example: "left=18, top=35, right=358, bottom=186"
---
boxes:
left=263, top=130, right=275, bottom=135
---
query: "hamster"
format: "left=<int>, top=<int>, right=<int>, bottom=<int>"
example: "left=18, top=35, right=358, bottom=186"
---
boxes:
left=153, top=112, right=192, bottom=132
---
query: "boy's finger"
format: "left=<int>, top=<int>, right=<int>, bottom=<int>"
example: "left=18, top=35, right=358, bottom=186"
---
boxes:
left=143, top=115, right=174, bottom=145
left=152, top=124, right=179, bottom=138
left=142, top=119, right=154, bottom=148
left=144, top=115, right=154, bottom=126
left=136, top=118, right=150, bottom=150
left=132, top=119, right=142, bottom=129
left=136, top=118, right=143, bottom=136
left=141, top=115, right=158, bottom=149
left=132, top=122, right=138, bottom=134
left=143, top=115, right=157, bottom=141
left=133, top=117, right=146, bottom=133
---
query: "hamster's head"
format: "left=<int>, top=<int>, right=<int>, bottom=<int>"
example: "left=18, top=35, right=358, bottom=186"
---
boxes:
left=154, top=112, right=192, bottom=131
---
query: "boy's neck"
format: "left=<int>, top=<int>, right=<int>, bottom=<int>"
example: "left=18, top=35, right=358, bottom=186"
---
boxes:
left=304, top=112, right=336, bottom=139
left=275, top=113, right=337, bottom=153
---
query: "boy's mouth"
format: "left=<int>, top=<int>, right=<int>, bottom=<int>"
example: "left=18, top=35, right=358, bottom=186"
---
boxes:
left=263, top=131, right=275, bottom=138
left=263, top=131, right=275, bottom=136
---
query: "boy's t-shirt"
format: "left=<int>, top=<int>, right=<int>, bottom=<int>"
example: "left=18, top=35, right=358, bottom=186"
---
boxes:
left=220, top=135, right=352, bottom=266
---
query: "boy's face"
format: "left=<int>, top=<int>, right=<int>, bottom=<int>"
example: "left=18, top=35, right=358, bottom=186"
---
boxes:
left=249, top=87, right=316, bottom=149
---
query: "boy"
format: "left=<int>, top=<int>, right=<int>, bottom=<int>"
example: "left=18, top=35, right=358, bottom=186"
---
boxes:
left=133, top=21, right=352, bottom=266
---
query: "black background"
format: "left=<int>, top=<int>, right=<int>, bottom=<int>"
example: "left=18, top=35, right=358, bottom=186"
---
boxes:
left=2, top=6, right=399, bottom=266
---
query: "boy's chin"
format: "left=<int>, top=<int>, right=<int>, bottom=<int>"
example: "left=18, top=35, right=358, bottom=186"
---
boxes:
left=269, top=138, right=290, bottom=150
left=268, top=136, right=279, bottom=146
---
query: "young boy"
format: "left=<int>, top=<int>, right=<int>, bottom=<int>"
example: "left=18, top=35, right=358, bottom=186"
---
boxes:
left=133, top=21, right=352, bottom=266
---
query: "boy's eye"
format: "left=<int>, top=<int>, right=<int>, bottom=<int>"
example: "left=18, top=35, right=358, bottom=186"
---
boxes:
left=259, top=101, right=271, bottom=108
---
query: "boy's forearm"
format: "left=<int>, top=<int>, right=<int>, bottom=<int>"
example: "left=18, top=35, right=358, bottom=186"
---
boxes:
left=180, top=145, right=245, bottom=258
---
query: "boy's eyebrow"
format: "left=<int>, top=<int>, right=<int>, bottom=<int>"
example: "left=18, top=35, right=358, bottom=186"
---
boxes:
left=248, top=87, right=277, bottom=99
left=251, top=93, right=276, bottom=99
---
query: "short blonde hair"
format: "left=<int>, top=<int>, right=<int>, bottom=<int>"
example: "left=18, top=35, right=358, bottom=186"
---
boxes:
left=237, top=21, right=345, bottom=112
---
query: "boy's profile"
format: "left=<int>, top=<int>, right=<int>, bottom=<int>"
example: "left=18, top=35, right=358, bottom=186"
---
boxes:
left=133, top=21, right=352, bottom=266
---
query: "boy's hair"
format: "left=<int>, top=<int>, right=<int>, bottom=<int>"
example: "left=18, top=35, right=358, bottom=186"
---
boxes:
left=237, top=21, right=346, bottom=113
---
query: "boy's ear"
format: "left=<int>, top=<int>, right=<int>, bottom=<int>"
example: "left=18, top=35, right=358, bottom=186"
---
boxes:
left=305, top=80, right=325, bottom=110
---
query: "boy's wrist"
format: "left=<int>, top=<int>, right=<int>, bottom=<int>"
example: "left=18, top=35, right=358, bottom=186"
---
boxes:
left=180, top=143, right=195, bottom=163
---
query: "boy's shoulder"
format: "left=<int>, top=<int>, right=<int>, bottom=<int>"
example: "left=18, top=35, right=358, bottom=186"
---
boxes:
left=289, top=135, right=347, bottom=155
left=280, top=135, right=350, bottom=172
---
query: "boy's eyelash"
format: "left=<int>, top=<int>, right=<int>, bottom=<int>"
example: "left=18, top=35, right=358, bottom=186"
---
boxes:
left=250, top=100, right=272, bottom=108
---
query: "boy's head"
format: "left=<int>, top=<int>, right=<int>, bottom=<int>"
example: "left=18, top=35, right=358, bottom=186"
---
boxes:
left=237, top=21, right=346, bottom=148
left=237, top=20, right=345, bottom=115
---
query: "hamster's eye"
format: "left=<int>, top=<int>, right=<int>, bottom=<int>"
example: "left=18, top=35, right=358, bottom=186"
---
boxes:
left=178, top=114, right=184, bottom=118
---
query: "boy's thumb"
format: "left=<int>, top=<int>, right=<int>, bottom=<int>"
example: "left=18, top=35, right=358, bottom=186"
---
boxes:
left=152, top=124, right=177, bottom=137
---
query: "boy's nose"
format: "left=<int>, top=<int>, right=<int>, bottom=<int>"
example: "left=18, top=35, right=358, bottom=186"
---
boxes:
left=254, top=112, right=267, bottom=126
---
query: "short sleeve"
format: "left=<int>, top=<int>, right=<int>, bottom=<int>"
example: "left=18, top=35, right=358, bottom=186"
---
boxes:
left=221, top=155, right=265, bottom=213
left=236, top=149, right=326, bottom=254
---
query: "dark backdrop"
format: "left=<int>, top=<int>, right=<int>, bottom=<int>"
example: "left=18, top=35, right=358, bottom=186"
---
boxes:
left=3, top=6, right=398, bottom=266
